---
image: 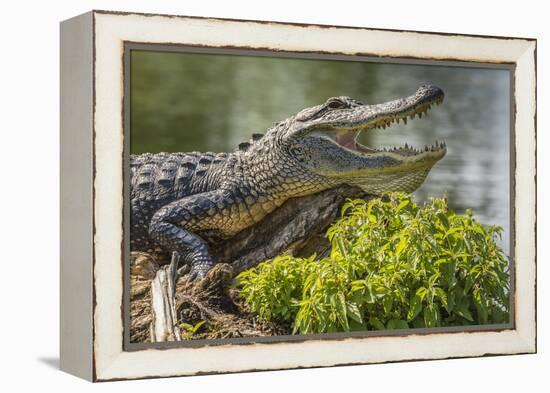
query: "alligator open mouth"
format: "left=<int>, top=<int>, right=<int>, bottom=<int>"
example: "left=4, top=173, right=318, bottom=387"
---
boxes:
left=314, top=86, right=446, bottom=159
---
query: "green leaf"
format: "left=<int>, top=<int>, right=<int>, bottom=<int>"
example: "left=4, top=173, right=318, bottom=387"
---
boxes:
left=464, top=275, right=475, bottom=294
left=368, top=317, right=385, bottom=330
left=407, top=294, right=423, bottom=321
left=490, top=307, right=506, bottom=324
left=396, top=199, right=410, bottom=211
left=447, top=291, right=455, bottom=313
left=366, top=204, right=377, bottom=223
left=382, top=296, right=393, bottom=314
left=395, top=320, right=409, bottom=329
left=387, top=319, right=409, bottom=330
left=455, top=302, right=474, bottom=322
left=472, top=225, right=485, bottom=236
left=438, top=212, right=450, bottom=230
left=434, top=288, right=449, bottom=312
left=411, top=317, right=426, bottom=328
left=349, top=319, right=367, bottom=331
left=441, top=260, right=457, bottom=286
left=473, top=290, right=488, bottom=324
left=396, top=236, right=408, bottom=256
left=416, top=287, right=428, bottom=301
left=336, top=292, right=349, bottom=331
left=428, top=272, right=441, bottom=287
left=335, top=236, right=348, bottom=259
left=347, top=302, right=363, bottom=324
left=365, top=283, right=376, bottom=303
left=444, top=227, right=462, bottom=238
left=190, top=320, right=206, bottom=333
left=424, top=305, right=440, bottom=327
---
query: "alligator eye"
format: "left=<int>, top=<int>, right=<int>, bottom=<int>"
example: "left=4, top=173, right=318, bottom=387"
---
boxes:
left=327, top=100, right=344, bottom=109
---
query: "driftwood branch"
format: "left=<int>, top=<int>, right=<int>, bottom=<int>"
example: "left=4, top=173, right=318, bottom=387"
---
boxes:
left=150, top=252, right=181, bottom=342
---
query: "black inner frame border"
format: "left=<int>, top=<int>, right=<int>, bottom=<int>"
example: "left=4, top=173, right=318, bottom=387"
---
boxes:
left=121, top=41, right=517, bottom=352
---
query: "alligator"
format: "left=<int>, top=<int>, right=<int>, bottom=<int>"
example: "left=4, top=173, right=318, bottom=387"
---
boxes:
left=130, top=85, right=446, bottom=280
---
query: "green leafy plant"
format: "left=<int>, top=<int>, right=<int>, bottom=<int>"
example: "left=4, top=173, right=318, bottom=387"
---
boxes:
left=237, top=193, right=510, bottom=334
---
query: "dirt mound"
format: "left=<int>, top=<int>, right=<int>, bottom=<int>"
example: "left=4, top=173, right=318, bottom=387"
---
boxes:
left=130, top=253, right=290, bottom=343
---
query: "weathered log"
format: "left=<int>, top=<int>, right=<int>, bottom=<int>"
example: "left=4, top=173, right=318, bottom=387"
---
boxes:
left=211, top=185, right=370, bottom=274
left=150, top=252, right=181, bottom=342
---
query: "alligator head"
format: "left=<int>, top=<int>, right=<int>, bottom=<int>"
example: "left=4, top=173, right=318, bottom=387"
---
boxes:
left=254, top=85, right=446, bottom=195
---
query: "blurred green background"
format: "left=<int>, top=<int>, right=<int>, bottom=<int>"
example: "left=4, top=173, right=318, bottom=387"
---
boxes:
left=130, top=50, right=510, bottom=255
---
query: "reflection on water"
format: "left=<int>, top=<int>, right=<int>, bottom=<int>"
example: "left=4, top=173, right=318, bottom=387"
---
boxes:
left=131, top=51, right=510, bottom=255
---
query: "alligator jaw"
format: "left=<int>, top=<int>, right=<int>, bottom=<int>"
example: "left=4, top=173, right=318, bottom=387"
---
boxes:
left=324, top=86, right=446, bottom=159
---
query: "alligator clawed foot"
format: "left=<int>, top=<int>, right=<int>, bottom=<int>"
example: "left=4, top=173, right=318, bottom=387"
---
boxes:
left=184, top=263, right=234, bottom=299
left=186, top=269, right=206, bottom=282
left=185, top=263, right=215, bottom=282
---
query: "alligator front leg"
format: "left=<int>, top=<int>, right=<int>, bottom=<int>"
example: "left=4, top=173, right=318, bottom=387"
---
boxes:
left=149, top=191, right=228, bottom=281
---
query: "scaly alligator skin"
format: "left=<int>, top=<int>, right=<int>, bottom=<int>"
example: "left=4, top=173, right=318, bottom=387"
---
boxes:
left=131, top=85, right=446, bottom=280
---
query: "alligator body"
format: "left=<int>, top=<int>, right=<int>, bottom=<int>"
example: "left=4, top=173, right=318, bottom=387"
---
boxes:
left=131, top=85, right=446, bottom=280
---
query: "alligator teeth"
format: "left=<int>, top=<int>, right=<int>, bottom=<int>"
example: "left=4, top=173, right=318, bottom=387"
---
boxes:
left=376, top=140, right=445, bottom=156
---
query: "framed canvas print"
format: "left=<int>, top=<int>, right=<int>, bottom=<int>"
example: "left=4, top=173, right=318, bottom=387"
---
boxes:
left=60, top=10, right=537, bottom=381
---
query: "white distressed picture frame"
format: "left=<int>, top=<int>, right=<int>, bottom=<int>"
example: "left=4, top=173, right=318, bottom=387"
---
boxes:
left=60, top=10, right=536, bottom=382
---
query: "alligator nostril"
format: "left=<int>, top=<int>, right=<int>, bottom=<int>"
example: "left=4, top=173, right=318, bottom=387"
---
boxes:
left=417, top=85, right=444, bottom=101
left=430, top=85, right=444, bottom=97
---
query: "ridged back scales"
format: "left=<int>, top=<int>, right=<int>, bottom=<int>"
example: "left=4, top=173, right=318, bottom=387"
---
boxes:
left=129, top=151, right=229, bottom=251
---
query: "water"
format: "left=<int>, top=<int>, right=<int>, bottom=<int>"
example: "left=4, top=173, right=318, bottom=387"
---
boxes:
left=130, top=51, right=511, bottom=255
